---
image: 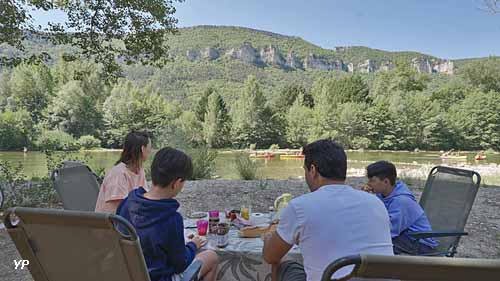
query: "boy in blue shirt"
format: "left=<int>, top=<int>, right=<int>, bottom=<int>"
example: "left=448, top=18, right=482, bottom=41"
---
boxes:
left=117, top=147, right=219, bottom=281
left=365, top=161, right=438, bottom=255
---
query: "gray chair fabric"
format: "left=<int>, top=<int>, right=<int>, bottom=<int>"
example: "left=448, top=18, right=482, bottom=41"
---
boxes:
left=413, top=166, right=481, bottom=256
left=51, top=164, right=100, bottom=211
left=4, top=207, right=202, bottom=281
left=322, top=254, right=500, bottom=281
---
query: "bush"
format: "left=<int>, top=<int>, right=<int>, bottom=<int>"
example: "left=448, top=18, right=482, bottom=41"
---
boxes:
left=35, top=130, right=79, bottom=151
left=0, top=110, right=35, bottom=150
left=351, top=137, right=371, bottom=150
left=269, top=144, right=280, bottom=150
left=0, top=160, right=58, bottom=209
left=77, top=135, right=102, bottom=149
left=234, top=153, right=259, bottom=180
left=188, top=147, right=218, bottom=180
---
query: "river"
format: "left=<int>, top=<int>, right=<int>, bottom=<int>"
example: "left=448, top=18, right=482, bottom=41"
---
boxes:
left=1, top=150, right=499, bottom=184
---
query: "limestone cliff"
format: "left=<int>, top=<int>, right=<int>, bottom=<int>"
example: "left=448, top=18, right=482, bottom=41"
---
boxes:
left=185, top=44, right=455, bottom=75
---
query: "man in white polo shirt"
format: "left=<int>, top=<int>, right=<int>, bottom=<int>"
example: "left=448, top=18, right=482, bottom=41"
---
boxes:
left=262, top=139, right=394, bottom=281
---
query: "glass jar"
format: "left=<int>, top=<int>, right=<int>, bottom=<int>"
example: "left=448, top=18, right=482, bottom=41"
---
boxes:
left=208, top=211, right=220, bottom=235
left=241, top=191, right=252, bottom=220
left=216, top=222, right=230, bottom=248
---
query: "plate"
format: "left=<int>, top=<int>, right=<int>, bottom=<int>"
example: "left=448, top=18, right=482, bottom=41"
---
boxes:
left=188, top=212, right=207, bottom=219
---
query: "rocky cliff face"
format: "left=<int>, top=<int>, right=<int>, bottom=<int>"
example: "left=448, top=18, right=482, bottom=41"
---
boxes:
left=225, top=42, right=262, bottom=65
left=303, top=54, right=346, bottom=71
left=432, top=60, right=454, bottom=75
left=286, top=50, right=303, bottom=69
left=184, top=44, right=455, bottom=75
left=356, top=59, right=376, bottom=73
left=260, top=45, right=285, bottom=67
left=202, top=47, right=220, bottom=60
left=412, top=57, right=432, bottom=73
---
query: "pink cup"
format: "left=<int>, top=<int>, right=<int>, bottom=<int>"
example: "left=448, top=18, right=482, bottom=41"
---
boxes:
left=196, top=220, right=208, bottom=236
left=208, top=210, right=219, bottom=218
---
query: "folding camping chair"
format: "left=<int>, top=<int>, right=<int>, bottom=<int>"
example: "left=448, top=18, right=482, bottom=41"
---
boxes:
left=408, top=166, right=481, bottom=257
left=4, top=207, right=202, bottom=281
left=51, top=163, right=101, bottom=211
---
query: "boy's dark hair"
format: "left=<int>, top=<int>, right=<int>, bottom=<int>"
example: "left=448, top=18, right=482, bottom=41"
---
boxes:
left=366, top=161, right=397, bottom=186
left=116, top=131, right=150, bottom=167
left=151, top=147, right=193, bottom=188
left=302, top=139, right=347, bottom=180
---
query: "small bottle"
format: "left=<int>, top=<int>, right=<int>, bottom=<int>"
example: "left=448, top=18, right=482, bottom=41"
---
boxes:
left=241, top=191, right=252, bottom=220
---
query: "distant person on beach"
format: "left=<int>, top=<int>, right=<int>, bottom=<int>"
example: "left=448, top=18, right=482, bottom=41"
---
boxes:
left=95, top=131, right=151, bottom=213
left=364, top=161, right=438, bottom=255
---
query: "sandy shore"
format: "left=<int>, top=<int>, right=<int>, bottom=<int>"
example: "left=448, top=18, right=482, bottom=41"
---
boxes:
left=1, top=177, right=499, bottom=281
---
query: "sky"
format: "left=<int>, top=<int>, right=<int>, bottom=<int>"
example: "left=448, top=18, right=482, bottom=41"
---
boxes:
left=31, top=0, right=500, bottom=59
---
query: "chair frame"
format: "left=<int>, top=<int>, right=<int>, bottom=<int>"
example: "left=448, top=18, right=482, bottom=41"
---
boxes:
left=322, top=254, right=500, bottom=281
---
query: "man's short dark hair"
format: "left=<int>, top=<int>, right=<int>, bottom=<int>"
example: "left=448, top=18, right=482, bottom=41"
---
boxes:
left=302, top=139, right=347, bottom=181
left=151, top=147, right=193, bottom=188
left=366, top=161, right=397, bottom=186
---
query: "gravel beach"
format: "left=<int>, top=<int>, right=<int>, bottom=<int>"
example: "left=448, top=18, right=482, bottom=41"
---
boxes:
left=1, top=177, right=499, bottom=281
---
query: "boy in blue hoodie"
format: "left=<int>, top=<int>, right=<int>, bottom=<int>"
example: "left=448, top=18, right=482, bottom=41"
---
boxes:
left=365, top=161, right=438, bottom=255
left=117, top=147, right=219, bottom=281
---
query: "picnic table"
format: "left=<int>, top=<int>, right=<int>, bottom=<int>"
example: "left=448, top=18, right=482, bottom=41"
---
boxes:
left=184, top=213, right=302, bottom=281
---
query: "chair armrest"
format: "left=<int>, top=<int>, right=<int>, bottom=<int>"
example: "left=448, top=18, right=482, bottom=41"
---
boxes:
left=181, top=260, right=203, bottom=281
left=408, top=231, right=468, bottom=239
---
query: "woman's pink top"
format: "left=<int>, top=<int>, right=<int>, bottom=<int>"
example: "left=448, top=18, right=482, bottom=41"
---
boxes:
left=95, top=162, right=147, bottom=213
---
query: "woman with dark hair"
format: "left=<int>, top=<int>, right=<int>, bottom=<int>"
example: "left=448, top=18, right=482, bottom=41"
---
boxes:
left=95, top=131, right=152, bottom=213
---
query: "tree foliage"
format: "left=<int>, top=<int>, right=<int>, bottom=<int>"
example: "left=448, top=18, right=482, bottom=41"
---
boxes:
left=48, top=80, right=103, bottom=137
left=9, top=63, right=53, bottom=123
left=0, top=0, right=182, bottom=80
left=203, top=92, right=231, bottom=148
left=102, top=81, right=181, bottom=147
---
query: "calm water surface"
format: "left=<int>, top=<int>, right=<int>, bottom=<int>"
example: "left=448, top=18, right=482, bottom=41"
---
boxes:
left=1, top=150, right=498, bottom=180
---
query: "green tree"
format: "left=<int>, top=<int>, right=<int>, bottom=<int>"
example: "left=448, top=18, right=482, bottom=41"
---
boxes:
left=364, top=99, right=399, bottom=150
left=231, top=76, right=282, bottom=148
left=448, top=91, right=500, bottom=150
left=460, top=57, right=500, bottom=93
left=0, top=71, right=12, bottom=110
left=1, top=0, right=182, bottom=80
left=386, top=92, right=446, bottom=150
left=103, top=81, right=181, bottom=147
left=311, top=75, right=369, bottom=105
left=9, top=63, right=53, bottom=123
left=52, top=59, right=108, bottom=101
left=0, top=110, right=35, bottom=150
left=308, top=78, right=339, bottom=141
left=336, top=102, right=370, bottom=149
left=195, top=87, right=215, bottom=122
left=429, top=79, right=469, bottom=110
left=175, top=111, right=205, bottom=147
left=272, top=84, right=313, bottom=114
left=48, top=80, right=103, bottom=138
left=371, top=62, right=428, bottom=98
left=203, top=92, right=231, bottom=148
left=285, top=99, right=314, bottom=147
